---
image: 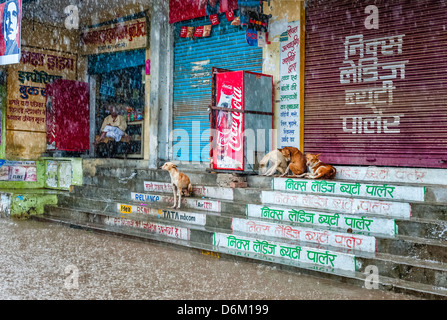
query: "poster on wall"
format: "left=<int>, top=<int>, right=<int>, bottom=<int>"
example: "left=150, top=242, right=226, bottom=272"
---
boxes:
left=0, top=0, right=21, bottom=65
left=0, top=160, right=36, bottom=182
left=278, top=20, right=300, bottom=149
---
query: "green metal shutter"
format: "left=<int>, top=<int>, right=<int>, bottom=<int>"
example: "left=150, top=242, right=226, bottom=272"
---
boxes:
left=173, top=14, right=263, bottom=162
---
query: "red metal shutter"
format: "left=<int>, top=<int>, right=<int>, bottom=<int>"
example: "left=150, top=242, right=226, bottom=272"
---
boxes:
left=304, top=0, right=447, bottom=168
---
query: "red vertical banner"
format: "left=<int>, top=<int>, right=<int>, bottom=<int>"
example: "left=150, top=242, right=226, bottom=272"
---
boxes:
left=46, top=80, right=90, bottom=152
left=213, top=71, right=245, bottom=170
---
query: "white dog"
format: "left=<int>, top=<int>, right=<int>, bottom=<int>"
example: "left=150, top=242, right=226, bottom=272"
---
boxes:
left=258, top=149, right=289, bottom=176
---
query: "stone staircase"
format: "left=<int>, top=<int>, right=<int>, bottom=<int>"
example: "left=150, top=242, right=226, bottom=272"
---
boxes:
left=38, top=164, right=447, bottom=299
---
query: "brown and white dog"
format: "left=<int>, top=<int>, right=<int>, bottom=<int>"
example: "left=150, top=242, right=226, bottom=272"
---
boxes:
left=161, top=162, right=193, bottom=209
left=279, top=146, right=307, bottom=177
left=258, top=149, right=289, bottom=176
left=298, top=153, right=336, bottom=179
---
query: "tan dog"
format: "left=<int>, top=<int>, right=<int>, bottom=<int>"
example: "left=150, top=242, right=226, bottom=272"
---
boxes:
left=279, top=147, right=307, bottom=177
left=298, top=153, right=336, bottom=179
left=160, top=162, right=193, bottom=209
left=258, top=149, right=289, bottom=176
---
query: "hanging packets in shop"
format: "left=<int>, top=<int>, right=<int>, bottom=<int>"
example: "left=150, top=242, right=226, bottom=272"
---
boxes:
left=181, top=25, right=212, bottom=39
left=194, top=26, right=204, bottom=38
left=210, top=14, right=219, bottom=25
left=226, top=10, right=234, bottom=21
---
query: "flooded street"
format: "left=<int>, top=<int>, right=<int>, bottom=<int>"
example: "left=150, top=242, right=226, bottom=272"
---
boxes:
left=0, top=218, right=418, bottom=300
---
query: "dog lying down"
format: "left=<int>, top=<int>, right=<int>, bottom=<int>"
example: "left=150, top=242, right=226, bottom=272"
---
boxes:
left=160, top=162, right=193, bottom=209
left=295, top=153, right=336, bottom=179
left=259, top=147, right=307, bottom=177
left=259, top=148, right=336, bottom=180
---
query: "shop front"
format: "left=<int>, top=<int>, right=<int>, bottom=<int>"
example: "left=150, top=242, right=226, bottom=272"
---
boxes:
left=81, top=13, right=149, bottom=160
left=0, top=12, right=86, bottom=216
left=169, top=0, right=268, bottom=165
left=0, top=1, right=156, bottom=217
left=304, top=0, right=447, bottom=168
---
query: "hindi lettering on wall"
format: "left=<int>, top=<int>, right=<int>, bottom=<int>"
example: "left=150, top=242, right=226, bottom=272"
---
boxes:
left=6, top=47, right=77, bottom=159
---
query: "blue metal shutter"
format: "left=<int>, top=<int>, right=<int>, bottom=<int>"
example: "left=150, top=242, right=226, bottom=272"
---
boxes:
left=173, top=14, right=263, bottom=162
left=88, top=49, right=145, bottom=74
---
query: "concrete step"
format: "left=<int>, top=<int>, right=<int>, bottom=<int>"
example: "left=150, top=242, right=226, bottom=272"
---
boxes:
left=54, top=192, right=447, bottom=263
left=272, top=177, right=425, bottom=202
left=81, top=173, right=447, bottom=222
left=88, top=165, right=447, bottom=204
left=410, top=203, right=447, bottom=221
left=40, top=204, right=447, bottom=299
left=68, top=184, right=447, bottom=242
left=46, top=163, right=447, bottom=299
left=261, top=190, right=411, bottom=219
left=230, top=217, right=377, bottom=253
left=91, top=166, right=219, bottom=186
left=246, top=203, right=397, bottom=236
left=248, top=203, right=447, bottom=242
left=84, top=167, right=447, bottom=204
left=89, top=163, right=447, bottom=186
left=55, top=167, right=447, bottom=299
left=358, top=252, right=447, bottom=289
left=334, top=165, right=447, bottom=186
left=72, top=182, right=447, bottom=236
left=395, top=217, right=447, bottom=241
left=376, top=235, right=447, bottom=264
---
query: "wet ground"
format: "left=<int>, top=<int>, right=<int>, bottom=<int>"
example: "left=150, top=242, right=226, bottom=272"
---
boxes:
left=0, top=218, right=419, bottom=300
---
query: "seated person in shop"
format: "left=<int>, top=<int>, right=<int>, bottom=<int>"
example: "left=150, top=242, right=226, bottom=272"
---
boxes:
left=95, top=106, right=130, bottom=144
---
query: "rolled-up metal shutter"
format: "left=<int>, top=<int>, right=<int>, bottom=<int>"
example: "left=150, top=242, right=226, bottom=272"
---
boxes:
left=173, top=13, right=262, bottom=162
left=304, top=0, right=447, bottom=168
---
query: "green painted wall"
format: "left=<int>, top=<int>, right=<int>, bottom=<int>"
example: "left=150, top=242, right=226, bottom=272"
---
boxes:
left=0, top=157, right=84, bottom=218
left=9, top=191, right=58, bottom=218
left=0, top=160, right=45, bottom=189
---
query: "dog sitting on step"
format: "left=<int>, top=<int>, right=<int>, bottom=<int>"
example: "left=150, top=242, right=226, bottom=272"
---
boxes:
left=279, top=146, right=307, bottom=177
left=161, top=162, right=193, bottom=209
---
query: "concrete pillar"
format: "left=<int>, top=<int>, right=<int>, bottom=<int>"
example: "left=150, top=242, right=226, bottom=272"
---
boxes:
left=148, top=1, right=173, bottom=169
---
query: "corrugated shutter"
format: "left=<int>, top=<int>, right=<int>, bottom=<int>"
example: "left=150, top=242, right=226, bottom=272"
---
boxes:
left=88, top=49, right=146, bottom=74
left=173, top=14, right=263, bottom=162
left=304, top=0, right=447, bottom=168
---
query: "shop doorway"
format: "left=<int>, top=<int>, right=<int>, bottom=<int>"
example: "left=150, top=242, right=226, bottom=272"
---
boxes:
left=94, top=65, right=145, bottom=159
